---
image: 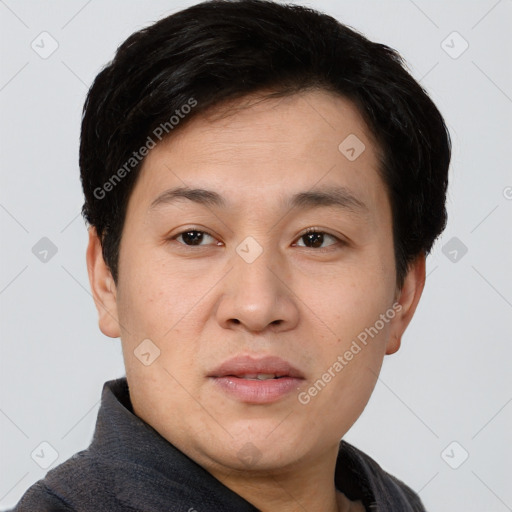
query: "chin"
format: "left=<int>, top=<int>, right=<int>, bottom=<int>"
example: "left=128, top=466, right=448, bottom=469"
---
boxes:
left=215, top=445, right=304, bottom=474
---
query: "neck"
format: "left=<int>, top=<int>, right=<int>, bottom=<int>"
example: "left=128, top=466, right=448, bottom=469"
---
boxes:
left=209, top=444, right=348, bottom=512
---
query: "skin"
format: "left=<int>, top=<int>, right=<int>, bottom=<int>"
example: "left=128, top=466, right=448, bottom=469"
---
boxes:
left=87, top=89, right=425, bottom=512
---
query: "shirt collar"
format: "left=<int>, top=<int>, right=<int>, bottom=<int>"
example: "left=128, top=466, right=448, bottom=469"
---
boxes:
left=89, top=377, right=420, bottom=511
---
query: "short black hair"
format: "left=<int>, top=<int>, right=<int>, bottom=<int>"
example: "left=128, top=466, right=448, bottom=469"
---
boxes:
left=80, top=0, right=451, bottom=290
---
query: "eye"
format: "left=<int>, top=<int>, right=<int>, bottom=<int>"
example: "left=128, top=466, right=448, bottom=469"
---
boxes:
left=293, top=228, right=342, bottom=250
left=172, top=229, right=219, bottom=247
left=169, top=228, right=344, bottom=250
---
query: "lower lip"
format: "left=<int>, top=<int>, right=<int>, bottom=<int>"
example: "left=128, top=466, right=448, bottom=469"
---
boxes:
left=211, top=376, right=303, bottom=404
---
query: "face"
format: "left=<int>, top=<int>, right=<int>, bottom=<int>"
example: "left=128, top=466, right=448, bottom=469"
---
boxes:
left=87, top=89, right=424, bottom=477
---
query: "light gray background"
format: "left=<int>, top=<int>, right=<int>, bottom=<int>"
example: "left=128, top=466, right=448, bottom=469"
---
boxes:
left=1, top=0, right=511, bottom=510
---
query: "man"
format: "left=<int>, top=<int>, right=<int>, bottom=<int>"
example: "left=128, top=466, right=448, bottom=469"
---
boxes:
left=11, top=0, right=450, bottom=510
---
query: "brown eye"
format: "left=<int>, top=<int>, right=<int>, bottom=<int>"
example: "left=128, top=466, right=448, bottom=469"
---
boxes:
left=174, top=230, right=216, bottom=246
left=295, top=230, right=339, bottom=249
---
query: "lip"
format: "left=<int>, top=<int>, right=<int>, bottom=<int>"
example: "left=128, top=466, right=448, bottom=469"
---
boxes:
left=208, top=355, right=305, bottom=404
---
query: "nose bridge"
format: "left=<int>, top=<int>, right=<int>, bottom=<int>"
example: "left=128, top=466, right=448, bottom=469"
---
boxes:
left=215, top=234, right=298, bottom=332
left=232, top=234, right=282, bottom=297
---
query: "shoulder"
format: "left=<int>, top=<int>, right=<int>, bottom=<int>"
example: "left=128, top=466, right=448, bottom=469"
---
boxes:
left=9, top=449, right=133, bottom=512
left=10, top=479, right=75, bottom=512
left=9, top=447, right=199, bottom=512
left=338, top=440, right=426, bottom=511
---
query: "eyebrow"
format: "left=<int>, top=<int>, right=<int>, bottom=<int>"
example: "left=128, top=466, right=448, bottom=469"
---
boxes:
left=149, top=185, right=368, bottom=215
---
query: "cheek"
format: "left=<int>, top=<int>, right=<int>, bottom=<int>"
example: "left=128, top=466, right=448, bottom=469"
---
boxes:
left=118, top=282, right=191, bottom=343
left=301, top=309, right=389, bottom=435
left=300, top=266, right=395, bottom=405
left=310, top=267, right=394, bottom=339
left=115, top=255, right=214, bottom=387
left=116, top=240, right=190, bottom=332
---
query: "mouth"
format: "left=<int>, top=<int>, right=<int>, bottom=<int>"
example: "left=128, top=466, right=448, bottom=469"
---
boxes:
left=227, top=373, right=287, bottom=380
left=208, top=355, right=305, bottom=404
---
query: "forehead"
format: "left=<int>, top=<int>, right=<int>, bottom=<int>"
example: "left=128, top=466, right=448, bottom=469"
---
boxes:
left=128, top=89, right=385, bottom=215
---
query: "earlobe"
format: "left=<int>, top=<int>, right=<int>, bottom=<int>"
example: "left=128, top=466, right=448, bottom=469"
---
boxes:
left=385, top=334, right=401, bottom=355
left=385, top=253, right=426, bottom=355
left=86, top=226, right=121, bottom=339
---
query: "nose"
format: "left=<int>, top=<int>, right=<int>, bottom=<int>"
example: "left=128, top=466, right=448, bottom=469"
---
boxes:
left=215, top=244, right=300, bottom=334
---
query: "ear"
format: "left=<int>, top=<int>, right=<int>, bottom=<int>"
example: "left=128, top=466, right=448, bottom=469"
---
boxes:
left=86, top=226, right=121, bottom=338
left=385, top=253, right=426, bottom=355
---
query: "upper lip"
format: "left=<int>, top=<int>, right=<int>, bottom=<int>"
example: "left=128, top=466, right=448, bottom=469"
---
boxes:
left=209, top=355, right=305, bottom=379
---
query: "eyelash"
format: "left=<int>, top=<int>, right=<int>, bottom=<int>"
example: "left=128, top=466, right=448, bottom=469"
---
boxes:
left=169, top=227, right=346, bottom=252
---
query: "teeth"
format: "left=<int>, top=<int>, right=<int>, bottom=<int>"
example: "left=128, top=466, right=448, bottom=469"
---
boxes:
left=239, top=373, right=277, bottom=380
left=257, top=373, right=276, bottom=380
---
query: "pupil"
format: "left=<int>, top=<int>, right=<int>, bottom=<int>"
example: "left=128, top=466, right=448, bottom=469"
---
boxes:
left=180, top=231, right=325, bottom=247
left=305, top=232, right=323, bottom=248
left=183, top=231, right=203, bottom=245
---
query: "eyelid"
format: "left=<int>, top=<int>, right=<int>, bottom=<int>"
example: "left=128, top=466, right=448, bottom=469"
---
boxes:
left=299, top=226, right=337, bottom=237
